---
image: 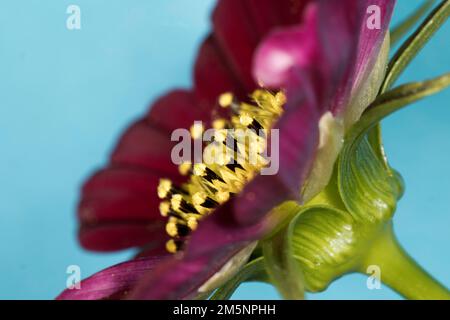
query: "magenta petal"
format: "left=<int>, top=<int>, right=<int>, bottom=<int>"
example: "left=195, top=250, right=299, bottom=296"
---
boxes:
left=349, top=0, right=395, bottom=96
left=129, top=243, right=247, bottom=299
left=57, top=254, right=169, bottom=300
left=253, top=5, right=320, bottom=88
left=184, top=202, right=272, bottom=258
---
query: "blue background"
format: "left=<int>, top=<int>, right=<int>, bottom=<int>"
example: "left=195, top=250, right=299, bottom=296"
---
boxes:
left=0, top=0, right=449, bottom=300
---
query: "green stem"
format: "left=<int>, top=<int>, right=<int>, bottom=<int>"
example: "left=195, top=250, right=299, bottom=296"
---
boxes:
left=361, top=223, right=450, bottom=300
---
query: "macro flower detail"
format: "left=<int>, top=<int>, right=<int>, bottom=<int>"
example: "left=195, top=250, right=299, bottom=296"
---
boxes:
left=58, top=0, right=450, bottom=300
left=158, top=90, right=286, bottom=253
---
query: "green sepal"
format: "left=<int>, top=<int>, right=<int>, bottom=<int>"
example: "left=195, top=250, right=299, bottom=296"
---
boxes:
left=262, top=225, right=305, bottom=300
left=390, top=0, right=437, bottom=46
left=210, top=257, right=267, bottom=300
left=381, top=0, right=450, bottom=93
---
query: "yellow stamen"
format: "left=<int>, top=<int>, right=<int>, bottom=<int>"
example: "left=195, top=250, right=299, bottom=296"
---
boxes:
left=166, top=240, right=178, bottom=253
left=159, top=89, right=286, bottom=253
left=166, top=221, right=178, bottom=237
left=193, top=163, right=207, bottom=177
left=170, top=194, right=183, bottom=211
left=187, top=217, right=198, bottom=231
left=216, top=191, right=230, bottom=203
left=178, top=162, right=191, bottom=176
left=190, top=122, right=204, bottom=140
left=159, top=201, right=170, bottom=217
left=213, top=118, right=227, bottom=130
left=218, top=92, right=233, bottom=108
left=239, top=112, right=253, bottom=126
left=157, top=179, right=172, bottom=199
left=214, top=129, right=228, bottom=143
left=192, top=192, right=207, bottom=206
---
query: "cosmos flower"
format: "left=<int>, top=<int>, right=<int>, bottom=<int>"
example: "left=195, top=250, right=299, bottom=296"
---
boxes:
left=57, top=0, right=395, bottom=300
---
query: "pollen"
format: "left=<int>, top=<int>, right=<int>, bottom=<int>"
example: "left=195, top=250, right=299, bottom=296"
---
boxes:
left=239, top=112, right=253, bottom=127
left=190, top=122, right=204, bottom=140
left=157, top=179, right=172, bottom=199
left=193, top=163, right=207, bottom=177
left=166, top=239, right=181, bottom=253
left=159, top=89, right=286, bottom=253
left=159, top=201, right=170, bottom=217
left=178, top=161, right=192, bottom=176
left=170, top=194, right=183, bottom=211
left=166, top=220, right=178, bottom=237
left=212, top=118, right=227, bottom=130
left=218, top=92, right=234, bottom=108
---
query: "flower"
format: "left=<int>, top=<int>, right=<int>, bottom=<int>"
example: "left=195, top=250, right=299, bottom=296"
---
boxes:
left=58, top=0, right=394, bottom=300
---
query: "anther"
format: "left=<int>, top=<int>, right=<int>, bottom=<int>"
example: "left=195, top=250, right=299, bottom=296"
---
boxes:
left=159, top=201, right=170, bottom=217
left=166, top=220, right=178, bottom=237
left=178, top=162, right=192, bottom=176
left=226, top=162, right=245, bottom=172
left=212, top=118, right=227, bottom=130
left=187, top=217, right=198, bottom=231
left=192, top=192, right=219, bottom=208
left=171, top=194, right=199, bottom=214
left=157, top=179, right=172, bottom=199
left=166, top=239, right=183, bottom=253
left=190, top=122, right=204, bottom=140
left=218, top=93, right=234, bottom=108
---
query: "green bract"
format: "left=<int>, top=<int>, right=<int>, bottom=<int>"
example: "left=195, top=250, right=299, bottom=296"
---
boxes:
left=290, top=134, right=403, bottom=292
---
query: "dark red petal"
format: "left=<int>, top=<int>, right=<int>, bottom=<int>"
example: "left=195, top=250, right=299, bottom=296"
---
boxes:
left=110, top=119, right=179, bottom=178
left=79, top=222, right=166, bottom=252
left=56, top=254, right=169, bottom=300
left=79, top=89, right=214, bottom=252
left=77, top=166, right=168, bottom=251
left=212, top=0, right=260, bottom=92
left=246, top=0, right=310, bottom=33
left=147, top=89, right=211, bottom=132
left=194, top=36, right=246, bottom=109
left=80, top=167, right=162, bottom=222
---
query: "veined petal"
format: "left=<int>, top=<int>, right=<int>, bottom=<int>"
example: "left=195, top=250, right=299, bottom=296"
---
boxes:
left=194, top=36, right=247, bottom=109
left=351, top=0, right=395, bottom=97
left=79, top=222, right=167, bottom=252
left=147, top=90, right=211, bottom=132
left=78, top=167, right=167, bottom=251
left=128, top=243, right=251, bottom=299
left=80, top=167, right=163, bottom=222
left=57, top=254, right=169, bottom=300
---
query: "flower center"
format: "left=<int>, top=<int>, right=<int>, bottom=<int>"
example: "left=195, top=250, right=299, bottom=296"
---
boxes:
left=157, top=89, right=286, bottom=253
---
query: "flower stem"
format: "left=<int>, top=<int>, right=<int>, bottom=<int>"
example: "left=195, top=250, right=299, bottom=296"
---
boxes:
left=361, top=223, right=450, bottom=300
